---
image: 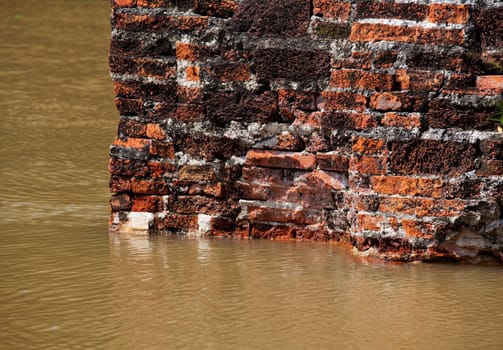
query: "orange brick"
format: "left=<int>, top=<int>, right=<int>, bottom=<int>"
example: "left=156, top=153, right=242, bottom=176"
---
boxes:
left=176, top=42, right=204, bottom=61
left=321, top=91, right=367, bottom=111
left=350, top=155, right=387, bottom=175
left=146, top=123, right=166, bottom=140
left=382, top=113, right=422, bottom=129
left=113, top=0, right=136, bottom=7
left=150, top=140, right=175, bottom=159
left=246, top=150, right=317, bottom=170
left=401, top=220, right=438, bottom=239
left=358, top=214, right=385, bottom=231
left=313, top=0, right=351, bottom=20
left=371, top=176, right=443, bottom=198
left=179, top=165, right=216, bottom=181
left=395, top=70, right=444, bottom=91
left=211, top=63, right=251, bottom=82
left=352, top=137, right=386, bottom=155
left=350, top=23, right=464, bottom=45
left=476, top=75, right=503, bottom=93
left=186, top=65, right=200, bottom=81
left=378, top=197, right=416, bottom=215
left=370, top=92, right=414, bottom=112
left=112, top=137, right=150, bottom=149
left=131, top=178, right=170, bottom=195
left=176, top=16, right=209, bottom=31
left=131, top=195, right=160, bottom=212
left=330, top=69, right=394, bottom=91
left=428, top=4, right=470, bottom=24
left=415, top=199, right=465, bottom=217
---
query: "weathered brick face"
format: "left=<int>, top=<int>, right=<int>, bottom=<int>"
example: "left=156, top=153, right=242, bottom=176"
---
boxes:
left=109, top=0, right=503, bottom=263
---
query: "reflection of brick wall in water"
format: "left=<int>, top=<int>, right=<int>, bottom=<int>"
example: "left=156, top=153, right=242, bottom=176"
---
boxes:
left=108, top=0, right=503, bottom=263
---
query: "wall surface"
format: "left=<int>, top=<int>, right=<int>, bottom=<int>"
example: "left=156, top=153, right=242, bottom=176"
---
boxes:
left=109, top=0, right=503, bottom=263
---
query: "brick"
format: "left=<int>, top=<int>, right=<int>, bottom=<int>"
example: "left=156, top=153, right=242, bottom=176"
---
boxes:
left=174, top=133, right=246, bottom=161
left=207, top=63, right=251, bottom=82
left=177, top=86, right=203, bottom=104
left=148, top=161, right=175, bottom=177
left=275, top=132, right=305, bottom=151
left=355, top=2, right=428, bottom=21
left=476, top=75, right=503, bottom=93
left=415, top=199, right=465, bottom=217
left=110, top=176, right=132, bottom=193
left=316, top=153, right=350, bottom=172
left=302, top=170, right=348, bottom=190
left=250, top=223, right=297, bottom=239
left=194, top=0, right=238, bottom=18
left=110, top=193, right=132, bottom=211
left=352, top=137, right=386, bottom=155
left=246, top=150, right=317, bottom=170
left=373, top=51, right=398, bottom=69
left=109, top=157, right=149, bottom=177
left=390, top=139, right=477, bottom=176
left=253, top=48, right=331, bottom=82
left=113, top=0, right=137, bottom=7
left=476, top=160, right=503, bottom=176
left=355, top=194, right=380, bottom=212
left=401, top=220, right=443, bottom=239
left=146, top=123, right=166, bottom=140
left=475, top=8, right=503, bottom=49
left=112, top=137, right=150, bottom=149
left=350, top=23, right=464, bottom=45
left=159, top=214, right=199, bottom=231
left=247, top=206, right=322, bottom=225
left=357, top=214, right=385, bottom=232
left=378, top=197, right=416, bottom=215
left=382, top=112, right=422, bottom=129
left=175, top=16, right=209, bottom=31
left=395, top=70, right=444, bottom=92
left=179, top=165, right=216, bottom=181
left=428, top=4, right=470, bottom=25
left=321, top=91, right=367, bottom=111
left=131, top=178, right=170, bottom=195
left=480, top=138, right=503, bottom=160
left=350, top=155, right=387, bottom=175
left=176, top=42, right=207, bottom=61
left=427, top=98, right=496, bottom=130
left=370, top=92, right=426, bottom=112
left=150, top=140, right=175, bottom=159
left=371, top=176, right=443, bottom=198
left=313, top=21, right=351, bottom=40
left=137, top=0, right=173, bottom=7
left=185, top=65, right=200, bottom=81
left=241, top=166, right=291, bottom=186
left=172, top=196, right=238, bottom=216
left=330, top=69, right=394, bottom=91
left=174, top=104, right=205, bottom=121
left=230, top=0, right=311, bottom=37
left=118, top=118, right=147, bottom=138
left=131, top=195, right=160, bottom=212
left=313, top=0, right=351, bottom=20
left=278, top=90, right=319, bottom=111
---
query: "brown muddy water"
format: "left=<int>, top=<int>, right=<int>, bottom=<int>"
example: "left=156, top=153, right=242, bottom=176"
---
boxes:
left=0, top=1, right=502, bottom=349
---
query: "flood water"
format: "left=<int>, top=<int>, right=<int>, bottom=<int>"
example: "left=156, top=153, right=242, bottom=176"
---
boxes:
left=1, top=1, right=502, bottom=349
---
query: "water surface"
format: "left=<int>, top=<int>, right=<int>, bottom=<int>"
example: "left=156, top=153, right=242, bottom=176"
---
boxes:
left=1, top=1, right=503, bottom=349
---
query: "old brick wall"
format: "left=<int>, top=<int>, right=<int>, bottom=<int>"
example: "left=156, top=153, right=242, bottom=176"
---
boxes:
left=109, top=0, right=503, bottom=263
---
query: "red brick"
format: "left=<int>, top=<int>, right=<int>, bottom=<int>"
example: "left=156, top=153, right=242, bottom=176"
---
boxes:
left=179, top=165, right=216, bottom=181
left=150, top=140, right=175, bottom=159
left=175, top=16, right=209, bottom=31
left=321, top=91, right=367, bottom=111
left=476, top=75, right=503, bottom=93
left=358, top=214, right=385, bottom=231
left=350, top=23, right=464, bottom=45
left=208, top=63, right=251, bottom=82
left=118, top=118, right=147, bottom=138
left=352, top=137, right=386, bottom=155
left=202, top=182, right=225, bottom=198
left=131, top=195, right=160, bottom=212
left=137, top=0, right=172, bottom=7
left=371, top=176, right=443, bottom=198
left=317, top=153, right=350, bottom=172
left=247, top=206, right=322, bottom=225
left=382, top=113, right=422, bottom=129
left=302, top=170, right=348, bottom=190
left=278, top=90, right=319, bottom=110
left=131, top=178, right=170, bottom=195
left=415, top=198, right=465, bottom=217
left=177, top=86, right=203, bottom=104
left=350, top=156, right=387, bottom=175
left=174, top=104, right=205, bottom=121
left=428, top=4, right=470, bottom=24
left=110, top=193, right=132, bottom=211
left=476, top=160, right=503, bottom=176
left=148, top=161, right=175, bottom=177
left=159, top=214, right=199, bottom=231
left=250, top=223, right=297, bottom=240
left=246, top=150, right=317, bottom=170
left=350, top=112, right=378, bottom=129
left=276, top=132, right=305, bottom=151
left=113, top=0, right=136, bottom=7
left=172, top=196, right=237, bottom=216
left=110, top=176, right=132, bottom=193
left=355, top=2, right=428, bottom=21
left=330, top=69, right=394, bottom=91
left=313, top=0, right=351, bottom=20
left=370, top=92, right=424, bottom=112
left=395, top=70, right=444, bottom=92
left=109, top=157, right=149, bottom=177
left=378, top=197, right=416, bottom=215
left=241, top=167, right=289, bottom=186
left=401, top=220, right=442, bottom=239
